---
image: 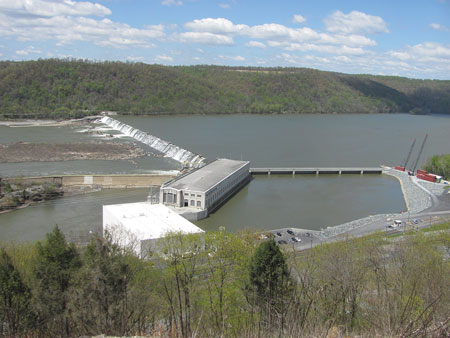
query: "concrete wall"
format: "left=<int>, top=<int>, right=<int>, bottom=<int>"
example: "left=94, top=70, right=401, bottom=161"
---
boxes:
left=62, top=175, right=174, bottom=188
left=5, top=174, right=175, bottom=189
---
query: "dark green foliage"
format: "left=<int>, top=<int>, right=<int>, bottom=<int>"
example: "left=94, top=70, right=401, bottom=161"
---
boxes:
left=0, top=249, right=32, bottom=335
left=423, top=154, right=450, bottom=180
left=1, top=59, right=450, bottom=119
left=246, top=239, right=293, bottom=329
left=68, top=234, right=135, bottom=336
left=0, top=227, right=449, bottom=337
left=32, top=226, right=81, bottom=337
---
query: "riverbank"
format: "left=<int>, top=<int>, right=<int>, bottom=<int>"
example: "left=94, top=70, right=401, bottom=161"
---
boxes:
left=0, top=181, right=64, bottom=214
left=0, top=141, right=147, bottom=163
left=1, top=173, right=177, bottom=214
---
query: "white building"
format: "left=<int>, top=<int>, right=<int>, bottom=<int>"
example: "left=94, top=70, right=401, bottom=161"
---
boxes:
left=160, top=159, right=251, bottom=220
left=103, top=202, right=204, bottom=257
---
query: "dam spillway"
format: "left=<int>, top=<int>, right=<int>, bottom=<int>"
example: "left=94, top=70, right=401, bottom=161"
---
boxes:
left=99, top=116, right=206, bottom=168
left=249, top=167, right=383, bottom=175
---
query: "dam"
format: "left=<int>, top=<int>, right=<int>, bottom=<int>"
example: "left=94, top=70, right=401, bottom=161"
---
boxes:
left=249, top=167, right=383, bottom=175
left=98, top=116, right=206, bottom=168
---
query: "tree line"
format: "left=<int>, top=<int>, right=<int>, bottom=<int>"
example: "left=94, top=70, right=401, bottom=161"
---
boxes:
left=424, top=154, right=450, bottom=180
left=1, top=59, right=449, bottom=119
left=1, top=225, right=449, bottom=337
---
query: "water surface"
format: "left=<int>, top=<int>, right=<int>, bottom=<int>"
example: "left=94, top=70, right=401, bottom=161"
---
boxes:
left=1, top=113, right=449, bottom=241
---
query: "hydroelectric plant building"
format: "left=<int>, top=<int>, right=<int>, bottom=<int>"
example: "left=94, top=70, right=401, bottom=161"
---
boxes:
left=160, top=159, right=251, bottom=220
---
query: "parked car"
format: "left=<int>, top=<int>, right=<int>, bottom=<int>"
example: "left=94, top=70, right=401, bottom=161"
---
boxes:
left=278, top=240, right=287, bottom=245
left=287, top=229, right=294, bottom=235
left=276, top=232, right=282, bottom=236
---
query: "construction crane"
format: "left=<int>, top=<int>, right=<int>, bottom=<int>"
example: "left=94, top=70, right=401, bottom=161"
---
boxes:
left=402, top=138, right=416, bottom=169
left=412, top=134, right=428, bottom=173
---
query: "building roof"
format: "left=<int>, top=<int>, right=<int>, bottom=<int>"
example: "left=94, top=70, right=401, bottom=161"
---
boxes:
left=103, top=202, right=204, bottom=242
left=163, top=158, right=249, bottom=193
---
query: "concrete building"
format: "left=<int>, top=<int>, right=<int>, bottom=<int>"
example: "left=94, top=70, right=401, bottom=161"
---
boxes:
left=103, top=202, right=204, bottom=258
left=160, top=159, right=251, bottom=220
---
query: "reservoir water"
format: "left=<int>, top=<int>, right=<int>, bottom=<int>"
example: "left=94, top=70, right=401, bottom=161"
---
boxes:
left=1, top=113, right=449, bottom=242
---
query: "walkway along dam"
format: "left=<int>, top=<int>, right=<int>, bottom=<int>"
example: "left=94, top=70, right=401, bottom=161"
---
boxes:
left=249, top=167, right=383, bottom=175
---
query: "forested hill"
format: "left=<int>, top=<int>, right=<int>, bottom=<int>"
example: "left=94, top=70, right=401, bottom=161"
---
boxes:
left=1, top=59, right=449, bottom=119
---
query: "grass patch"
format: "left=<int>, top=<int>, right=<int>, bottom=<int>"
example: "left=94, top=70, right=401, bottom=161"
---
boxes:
left=421, top=222, right=450, bottom=233
left=386, top=230, right=415, bottom=238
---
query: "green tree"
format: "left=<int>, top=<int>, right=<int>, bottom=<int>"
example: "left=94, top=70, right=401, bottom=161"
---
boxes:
left=0, top=248, right=32, bottom=336
left=32, top=226, right=81, bottom=337
left=157, top=232, right=204, bottom=338
left=246, top=239, right=294, bottom=331
left=68, top=234, right=136, bottom=336
left=424, top=154, right=450, bottom=180
left=200, top=230, right=254, bottom=336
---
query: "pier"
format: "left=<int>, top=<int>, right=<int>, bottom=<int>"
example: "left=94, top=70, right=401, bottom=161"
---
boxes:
left=249, top=167, right=383, bottom=175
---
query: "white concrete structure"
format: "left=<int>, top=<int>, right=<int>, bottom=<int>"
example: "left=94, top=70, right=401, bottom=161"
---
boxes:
left=160, top=159, right=251, bottom=220
left=103, top=202, right=204, bottom=257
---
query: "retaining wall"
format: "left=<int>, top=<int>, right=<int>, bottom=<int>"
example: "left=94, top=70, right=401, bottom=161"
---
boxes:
left=5, top=174, right=176, bottom=188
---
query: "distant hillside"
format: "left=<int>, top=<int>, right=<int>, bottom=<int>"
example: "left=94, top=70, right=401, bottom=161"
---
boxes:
left=0, top=59, right=449, bottom=119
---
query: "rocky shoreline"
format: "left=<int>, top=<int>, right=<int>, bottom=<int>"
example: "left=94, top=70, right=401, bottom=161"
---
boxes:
left=0, top=141, right=147, bottom=163
left=0, top=181, right=64, bottom=213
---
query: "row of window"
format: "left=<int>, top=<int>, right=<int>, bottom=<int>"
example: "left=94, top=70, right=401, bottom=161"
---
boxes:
left=205, top=168, right=249, bottom=207
left=184, top=199, right=201, bottom=208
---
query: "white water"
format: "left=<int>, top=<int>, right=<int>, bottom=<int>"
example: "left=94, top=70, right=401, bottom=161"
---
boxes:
left=98, top=116, right=206, bottom=168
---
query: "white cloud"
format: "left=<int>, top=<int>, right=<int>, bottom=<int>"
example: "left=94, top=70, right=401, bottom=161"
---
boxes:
left=126, top=56, right=144, bottom=62
left=183, top=18, right=375, bottom=48
left=430, top=23, right=449, bottom=32
left=219, top=3, right=230, bottom=9
left=162, top=0, right=182, bottom=6
left=179, top=32, right=234, bottom=45
left=389, top=42, right=450, bottom=61
left=231, top=55, right=244, bottom=61
left=0, top=9, right=165, bottom=48
left=155, top=54, right=174, bottom=62
left=16, top=45, right=42, bottom=55
left=324, top=10, right=388, bottom=34
left=285, top=43, right=365, bottom=55
left=245, top=23, right=307, bottom=40
left=219, top=55, right=245, bottom=61
left=277, top=52, right=299, bottom=64
left=0, top=0, right=111, bottom=17
left=333, top=55, right=351, bottom=62
left=246, top=41, right=266, bottom=48
left=293, top=14, right=306, bottom=24
left=184, top=18, right=248, bottom=34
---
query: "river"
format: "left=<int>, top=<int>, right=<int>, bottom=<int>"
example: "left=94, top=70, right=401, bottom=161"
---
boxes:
left=1, top=113, right=449, bottom=242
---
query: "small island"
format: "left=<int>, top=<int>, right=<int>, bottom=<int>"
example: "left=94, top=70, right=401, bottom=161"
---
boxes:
left=0, top=141, right=147, bottom=163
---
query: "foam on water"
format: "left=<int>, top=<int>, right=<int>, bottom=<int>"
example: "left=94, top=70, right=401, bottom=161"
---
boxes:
left=98, top=116, right=206, bottom=168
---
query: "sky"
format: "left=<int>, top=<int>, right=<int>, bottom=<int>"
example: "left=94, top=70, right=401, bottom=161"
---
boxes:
left=0, top=0, right=449, bottom=79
